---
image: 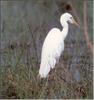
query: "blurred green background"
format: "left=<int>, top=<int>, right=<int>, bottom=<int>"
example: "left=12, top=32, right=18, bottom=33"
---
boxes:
left=0, top=0, right=93, bottom=99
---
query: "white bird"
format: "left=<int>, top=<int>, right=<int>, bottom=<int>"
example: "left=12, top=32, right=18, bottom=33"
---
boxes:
left=39, top=13, right=79, bottom=78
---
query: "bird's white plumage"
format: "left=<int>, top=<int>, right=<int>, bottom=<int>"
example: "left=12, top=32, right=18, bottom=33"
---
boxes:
left=39, top=13, right=76, bottom=78
left=39, top=28, right=64, bottom=78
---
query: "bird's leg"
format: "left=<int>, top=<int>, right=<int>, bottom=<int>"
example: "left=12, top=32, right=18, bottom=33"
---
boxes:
left=39, top=76, right=49, bottom=98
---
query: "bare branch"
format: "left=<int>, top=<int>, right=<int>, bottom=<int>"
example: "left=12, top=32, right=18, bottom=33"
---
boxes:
left=83, top=0, right=93, bottom=54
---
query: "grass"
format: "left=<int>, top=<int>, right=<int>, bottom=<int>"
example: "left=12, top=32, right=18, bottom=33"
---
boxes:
left=0, top=66, right=92, bottom=99
left=0, top=0, right=93, bottom=99
left=0, top=47, right=93, bottom=99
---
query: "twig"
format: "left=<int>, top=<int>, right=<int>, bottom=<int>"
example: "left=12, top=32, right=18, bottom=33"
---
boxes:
left=67, top=0, right=93, bottom=53
left=67, top=1, right=81, bottom=24
left=39, top=78, right=48, bottom=99
left=27, top=24, right=39, bottom=67
left=14, top=47, right=24, bottom=68
left=83, top=0, right=93, bottom=54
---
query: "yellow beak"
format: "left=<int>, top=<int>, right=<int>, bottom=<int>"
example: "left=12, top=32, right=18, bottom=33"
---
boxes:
left=72, top=18, right=79, bottom=27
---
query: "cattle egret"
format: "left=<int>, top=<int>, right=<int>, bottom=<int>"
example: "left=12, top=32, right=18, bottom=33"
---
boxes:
left=39, top=13, right=79, bottom=78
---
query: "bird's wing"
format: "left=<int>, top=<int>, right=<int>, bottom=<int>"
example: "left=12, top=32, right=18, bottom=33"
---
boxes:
left=42, top=28, right=63, bottom=56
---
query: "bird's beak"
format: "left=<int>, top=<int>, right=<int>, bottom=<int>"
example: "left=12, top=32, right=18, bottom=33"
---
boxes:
left=72, top=18, right=79, bottom=27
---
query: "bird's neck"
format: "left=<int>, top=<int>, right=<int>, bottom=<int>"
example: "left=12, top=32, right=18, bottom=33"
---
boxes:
left=61, top=22, right=68, bottom=40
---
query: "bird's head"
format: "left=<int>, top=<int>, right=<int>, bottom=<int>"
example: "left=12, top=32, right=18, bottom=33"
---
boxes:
left=60, top=13, right=79, bottom=26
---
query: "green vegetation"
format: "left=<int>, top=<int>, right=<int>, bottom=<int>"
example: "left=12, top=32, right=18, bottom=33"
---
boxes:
left=0, top=0, right=93, bottom=99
